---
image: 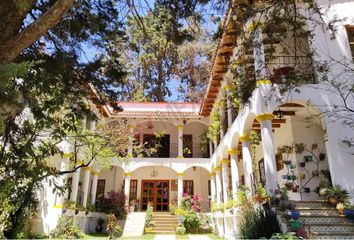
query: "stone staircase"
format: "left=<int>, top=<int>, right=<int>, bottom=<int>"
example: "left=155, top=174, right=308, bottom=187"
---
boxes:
left=150, top=212, right=178, bottom=234
left=279, top=200, right=354, bottom=239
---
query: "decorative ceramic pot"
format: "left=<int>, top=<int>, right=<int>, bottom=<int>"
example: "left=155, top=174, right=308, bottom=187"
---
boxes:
left=289, top=220, right=302, bottom=231
left=344, top=209, right=354, bottom=219
left=304, top=187, right=310, bottom=193
left=299, top=162, right=306, bottom=167
left=336, top=203, right=345, bottom=215
left=328, top=196, right=338, bottom=206
left=299, top=173, right=306, bottom=180
left=291, top=210, right=300, bottom=220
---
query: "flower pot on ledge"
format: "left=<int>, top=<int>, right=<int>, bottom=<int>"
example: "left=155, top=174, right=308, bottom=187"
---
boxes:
left=145, top=227, right=153, bottom=233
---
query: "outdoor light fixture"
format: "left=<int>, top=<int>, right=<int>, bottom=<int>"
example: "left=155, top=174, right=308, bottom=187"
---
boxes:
left=192, top=166, right=197, bottom=171
left=274, top=108, right=284, bottom=119
left=183, top=119, right=187, bottom=125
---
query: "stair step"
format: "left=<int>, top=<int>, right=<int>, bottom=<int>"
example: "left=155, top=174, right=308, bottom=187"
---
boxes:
left=310, top=231, right=354, bottom=239
left=295, top=201, right=330, bottom=208
left=150, top=231, right=175, bottom=234
left=282, top=216, right=351, bottom=225
left=307, top=223, right=354, bottom=233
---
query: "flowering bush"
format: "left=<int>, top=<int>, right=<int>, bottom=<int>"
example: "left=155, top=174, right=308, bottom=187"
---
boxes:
left=96, top=190, right=126, bottom=219
left=181, top=193, right=202, bottom=212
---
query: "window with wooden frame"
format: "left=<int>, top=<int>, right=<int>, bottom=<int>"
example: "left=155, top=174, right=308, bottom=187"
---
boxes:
left=346, top=25, right=354, bottom=62
left=276, top=153, right=284, bottom=171
left=208, top=180, right=211, bottom=197
left=96, top=179, right=106, bottom=200
left=183, top=180, right=194, bottom=195
left=129, top=179, right=138, bottom=200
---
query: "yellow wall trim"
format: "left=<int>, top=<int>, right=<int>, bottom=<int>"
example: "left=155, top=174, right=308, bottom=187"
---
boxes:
left=177, top=156, right=184, bottom=158
left=219, top=159, right=230, bottom=165
left=176, top=125, right=184, bottom=129
left=91, top=171, right=100, bottom=176
left=125, top=172, right=132, bottom=176
left=256, top=79, right=272, bottom=86
left=63, top=153, right=73, bottom=158
left=177, top=172, right=184, bottom=177
left=213, top=166, right=221, bottom=172
left=239, top=135, right=251, bottom=142
left=209, top=172, right=215, bottom=177
left=228, top=149, right=240, bottom=155
left=256, top=113, right=274, bottom=122
left=53, top=204, right=63, bottom=209
left=127, top=125, right=136, bottom=129
left=83, top=166, right=91, bottom=171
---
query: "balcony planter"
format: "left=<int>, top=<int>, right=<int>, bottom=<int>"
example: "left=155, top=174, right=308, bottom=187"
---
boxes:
left=290, top=210, right=300, bottom=220
left=312, top=170, right=319, bottom=177
left=345, top=209, right=354, bottom=219
left=304, top=156, right=312, bottom=162
left=289, top=164, right=296, bottom=169
left=289, top=220, right=302, bottom=231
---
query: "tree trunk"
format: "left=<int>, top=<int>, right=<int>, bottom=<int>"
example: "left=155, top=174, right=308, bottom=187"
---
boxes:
left=0, top=0, right=75, bottom=65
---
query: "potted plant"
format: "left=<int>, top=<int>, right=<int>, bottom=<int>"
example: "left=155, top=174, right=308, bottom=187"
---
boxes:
left=294, top=143, right=305, bottom=153
left=289, top=219, right=302, bottom=231
left=299, top=162, right=306, bottom=168
left=311, top=143, right=318, bottom=150
left=95, top=218, right=105, bottom=233
left=324, top=185, right=349, bottom=206
left=304, top=187, right=310, bottom=193
left=299, top=173, right=305, bottom=180
left=312, top=170, right=319, bottom=177
left=319, top=152, right=326, bottom=161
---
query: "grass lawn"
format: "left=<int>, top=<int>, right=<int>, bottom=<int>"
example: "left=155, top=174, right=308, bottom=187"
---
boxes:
left=119, top=233, right=223, bottom=240
left=83, top=233, right=223, bottom=240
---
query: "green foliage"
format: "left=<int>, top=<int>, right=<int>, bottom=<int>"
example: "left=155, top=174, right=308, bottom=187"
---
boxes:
left=107, top=214, right=122, bottom=239
left=271, top=233, right=299, bottom=239
left=175, top=226, right=186, bottom=235
left=96, top=191, right=126, bottom=219
left=322, top=185, right=349, bottom=203
left=208, top=109, right=221, bottom=140
left=183, top=211, right=201, bottom=234
left=145, top=204, right=154, bottom=228
left=51, top=216, right=83, bottom=239
left=238, top=204, right=280, bottom=239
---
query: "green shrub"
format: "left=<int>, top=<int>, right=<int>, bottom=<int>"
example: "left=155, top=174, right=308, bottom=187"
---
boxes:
left=51, top=216, right=83, bottom=239
left=271, top=233, right=299, bottom=239
left=145, top=204, right=154, bottom=228
left=175, top=226, right=186, bottom=235
left=238, top=204, right=280, bottom=239
left=183, top=211, right=201, bottom=233
left=107, top=214, right=122, bottom=239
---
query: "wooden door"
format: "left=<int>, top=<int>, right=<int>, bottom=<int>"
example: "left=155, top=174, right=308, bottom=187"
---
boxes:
left=141, top=180, right=169, bottom=211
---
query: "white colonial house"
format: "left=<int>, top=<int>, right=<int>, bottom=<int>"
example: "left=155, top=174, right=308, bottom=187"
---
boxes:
left=32, top=0, right=354, bottom=238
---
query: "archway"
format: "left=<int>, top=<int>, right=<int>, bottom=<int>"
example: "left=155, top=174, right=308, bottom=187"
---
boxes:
left=131, top=166, right=177, bottom=211
left=183, top=166, right=211, bottom=211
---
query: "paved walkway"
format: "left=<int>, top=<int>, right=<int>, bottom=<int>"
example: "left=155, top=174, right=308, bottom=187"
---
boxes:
left=153, top=235, right=212, bottom=240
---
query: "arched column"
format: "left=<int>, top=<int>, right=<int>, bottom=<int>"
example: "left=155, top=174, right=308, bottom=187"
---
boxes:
left=90, top=170, right=100, bottom=205
left=177, top=172, right=184, bottom=207
left=220, top=159, right=230, bottom=203
left=256, top=113, right=278, bottom=194
left=209, top=140, right=213, bottom=157
left=177, top=125, right=184, bottom=158
left=82, top=166, right=91, bottom=207
left=124, top=172, right=131, bottom=208
left=70, top=161, right=82, bottom=202
left=240, top=135, right=253, bottom=194
left=214, top=166, right=222, bottom=203
left=228, top=149, right=239, bottom=200
left=210, top=172, right=216, bottom=202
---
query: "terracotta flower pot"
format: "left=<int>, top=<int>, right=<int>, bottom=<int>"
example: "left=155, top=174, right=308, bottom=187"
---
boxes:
left=328, top=196, right=338, bottom=206
left=336, top=203, right=345, bottom=215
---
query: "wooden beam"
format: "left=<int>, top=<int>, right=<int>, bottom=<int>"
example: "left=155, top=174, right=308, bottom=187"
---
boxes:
left=280, top=103, right=304, bottom=108
left=272, top=119, right=286, bottom=124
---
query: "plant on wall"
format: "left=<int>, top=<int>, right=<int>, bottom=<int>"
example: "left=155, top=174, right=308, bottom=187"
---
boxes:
left=208, top=109, right=220, bottom=143
left=199, top=131, right=210, bottom=158
left=278, top=145, right=299, bottom=192
left=295, top=142, right=330, bottom=196
left=250, top=130, right=260, bottom=178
